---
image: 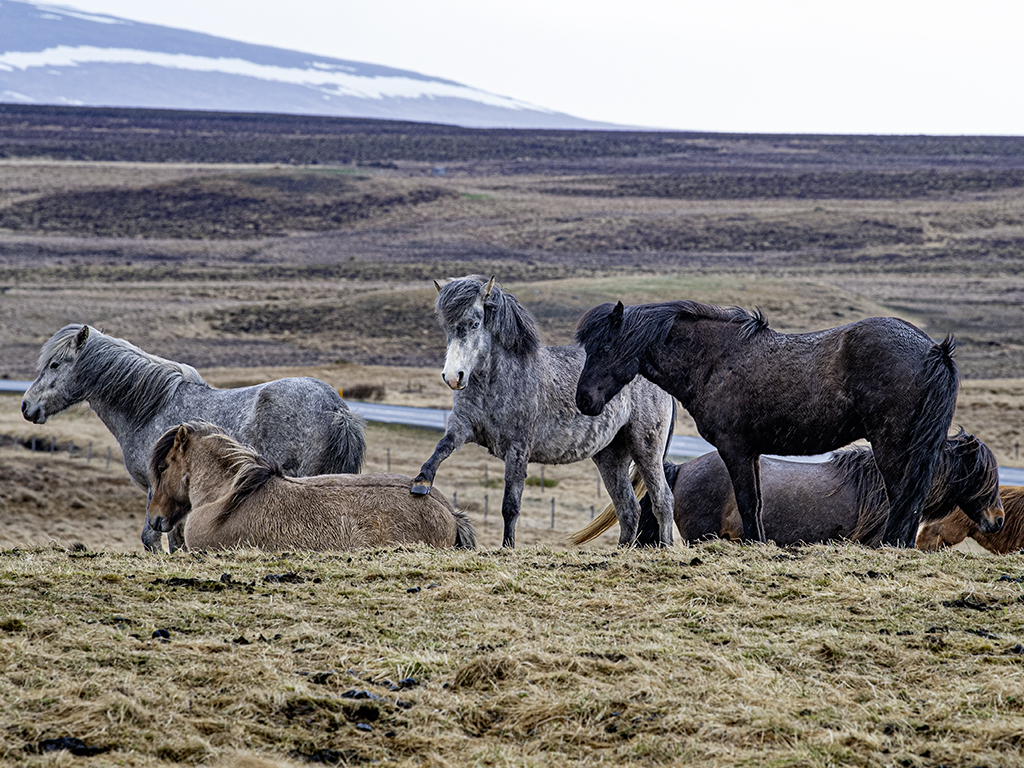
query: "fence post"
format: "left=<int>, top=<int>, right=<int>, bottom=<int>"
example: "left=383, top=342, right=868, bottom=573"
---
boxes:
left=590, top=505, right=594, bottom=520
left=484, top=494, right=488, bottom=521
left=68, top=440, right=74, bottom=459
left=540, top=466, right=545, bottom=493
left=386, top=447, right=391, bottom=473
left=87, top=442, right=92, bottom=462
left=31, top=436, right=36, bottom=452
left=550, top=498, right=555, bottom=529
left=453, top=491, right=457, bottom=509
left=596, top=469, right=601, bottom=498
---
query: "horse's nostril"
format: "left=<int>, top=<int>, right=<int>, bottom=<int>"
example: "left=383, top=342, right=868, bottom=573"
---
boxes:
left=20, top=401, right=26, bottom=414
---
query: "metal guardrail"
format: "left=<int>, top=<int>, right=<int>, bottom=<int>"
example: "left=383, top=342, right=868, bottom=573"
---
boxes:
left=6, top=382, right=1024, bottom=483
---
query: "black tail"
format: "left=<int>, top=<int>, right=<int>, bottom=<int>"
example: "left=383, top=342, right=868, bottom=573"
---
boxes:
left=452, top=509, right=477, bottom=549
left=882, top=335, right=960, bottom=545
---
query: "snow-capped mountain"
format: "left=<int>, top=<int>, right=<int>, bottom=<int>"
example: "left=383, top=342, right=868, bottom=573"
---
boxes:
left=0, top=1, right=613, bottom=129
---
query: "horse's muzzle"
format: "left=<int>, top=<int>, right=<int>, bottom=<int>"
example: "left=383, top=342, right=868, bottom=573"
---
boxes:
left=979, top=512, right=1005, bottom=534
left=575, top=391, right=604, bottom=417
left=21, top=401, right=46, bottom=424
left=149, top=515, right=172, bottom=533
left=442, top=371, right=466, bottom=391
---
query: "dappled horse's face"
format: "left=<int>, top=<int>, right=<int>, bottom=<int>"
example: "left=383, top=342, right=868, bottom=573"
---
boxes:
left=147, top=441, right=192, bottom=534
left=22, top=327, right=89, bottom=424
left=441, top=294, right=490, bottom=391
left=575, top=302, right=639, bottom=417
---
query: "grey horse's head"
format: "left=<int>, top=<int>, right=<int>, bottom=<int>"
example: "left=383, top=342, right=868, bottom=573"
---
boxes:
left=22, top=324, right=91, bottom=424
left=433, top=275, right=541, bottom=391
left=435, top=276, right=496, bottom=391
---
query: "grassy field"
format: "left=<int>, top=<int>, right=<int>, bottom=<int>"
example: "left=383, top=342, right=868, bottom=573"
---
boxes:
left=3, top=108, right=1024, bottom=767
left=2, top=544, right=1023, bottom=767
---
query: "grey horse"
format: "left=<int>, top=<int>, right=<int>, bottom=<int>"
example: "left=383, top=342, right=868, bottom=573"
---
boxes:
left=21, top=324, right=365, bottom=552
left=410, top=276, right=676, bottom=548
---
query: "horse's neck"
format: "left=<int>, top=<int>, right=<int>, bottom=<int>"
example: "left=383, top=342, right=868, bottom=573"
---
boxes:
left=86, top=361, right=195, bottom=447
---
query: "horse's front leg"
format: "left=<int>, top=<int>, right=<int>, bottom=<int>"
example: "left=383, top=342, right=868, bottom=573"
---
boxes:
left=411, top=422, right=469, bottom=495
left=499, top=446, right=529, bottom=548
left=141, top=518, right=165, bottom=553
left=720, top=450, right=766, bottom=543
left=167, top=523, right=187, bottom=553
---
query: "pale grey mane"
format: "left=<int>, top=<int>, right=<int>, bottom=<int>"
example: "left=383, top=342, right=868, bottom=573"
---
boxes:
left=42, top=324, right=207, bottom=424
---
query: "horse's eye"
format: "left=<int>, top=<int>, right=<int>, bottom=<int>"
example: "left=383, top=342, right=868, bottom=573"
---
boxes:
left=49, top=361, right=59, bottom=370
left=472, top=321, right=481, bottom=330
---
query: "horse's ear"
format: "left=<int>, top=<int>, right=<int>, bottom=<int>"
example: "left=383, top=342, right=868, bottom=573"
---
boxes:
left=484, top=276, right=496, bottom=300
left=173, top=425, right=190, bottom=450
left=433, top=280, right=442, bottom=293
left=610, top=301, right=625, bottom=330
left=74, top=325, right=89, bottom=349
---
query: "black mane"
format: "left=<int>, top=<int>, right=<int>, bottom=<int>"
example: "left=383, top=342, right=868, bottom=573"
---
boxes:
left=576, top=300, right=767, bottom=353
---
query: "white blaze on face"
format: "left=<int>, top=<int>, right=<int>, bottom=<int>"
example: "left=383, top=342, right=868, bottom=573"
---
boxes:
left=442, top=297, right=487, bottom=391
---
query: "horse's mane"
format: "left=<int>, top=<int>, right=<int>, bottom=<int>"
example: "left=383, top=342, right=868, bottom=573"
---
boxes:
left=575, top=300, right=767, bottom=354
left=150, top=422, right=282, bottom=515
left=43, top=325, right=207, bottom=424
left=924, top=428, right=997, bottom=514
left=436, top=275, right=541, bottom=359
left=826, top=447, right=890, bottom=544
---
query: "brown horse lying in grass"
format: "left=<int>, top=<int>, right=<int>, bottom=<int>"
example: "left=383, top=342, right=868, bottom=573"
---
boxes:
left=571, top=430, right=1003, bottom=548
left=916, top=486, right=1024, bottom=553
left=147, top=423, right=475, bottom=551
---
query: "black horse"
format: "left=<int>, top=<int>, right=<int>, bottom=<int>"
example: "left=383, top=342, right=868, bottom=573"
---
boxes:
left=574, top=300, right=961, bottom=547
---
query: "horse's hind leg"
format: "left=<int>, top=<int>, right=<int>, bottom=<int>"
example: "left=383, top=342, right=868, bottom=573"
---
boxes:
left=873, top=443, right=937, bottom=547
left=632, top=453, right=675, bottom=548
left=593, top=446, right=642, bottom=546
left=499, top=446, right=529, bottom=548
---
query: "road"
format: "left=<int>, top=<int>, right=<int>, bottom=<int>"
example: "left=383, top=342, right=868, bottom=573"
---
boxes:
left=5, top=381, right=1024, bottom=483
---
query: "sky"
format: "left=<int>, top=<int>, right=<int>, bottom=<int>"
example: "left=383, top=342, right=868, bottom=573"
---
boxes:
left=50, top=0, right=1024, bottom=135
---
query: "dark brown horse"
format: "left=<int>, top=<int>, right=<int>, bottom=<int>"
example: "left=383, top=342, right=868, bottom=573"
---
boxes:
left=917, top=485, right=1024, bottom=553
left=574, top=300, right=972, bottom=546
left=570, top=430, right=1004, bottom=547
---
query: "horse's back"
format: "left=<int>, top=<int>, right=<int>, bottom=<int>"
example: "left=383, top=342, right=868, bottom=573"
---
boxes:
left=188, top=472, right=461, bottom=551
left=676, top=452, right=865, bottom=544
left=198, top=377, right=365, bottom=476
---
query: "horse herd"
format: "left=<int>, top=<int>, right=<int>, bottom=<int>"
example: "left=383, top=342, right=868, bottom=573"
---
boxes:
left=18, top=274, right=1022, bottom=555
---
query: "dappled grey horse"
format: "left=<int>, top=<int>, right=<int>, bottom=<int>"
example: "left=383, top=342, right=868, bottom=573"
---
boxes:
left=21, top=324, right=365, bottom=552
left=410, top=276, right=676, bottom=548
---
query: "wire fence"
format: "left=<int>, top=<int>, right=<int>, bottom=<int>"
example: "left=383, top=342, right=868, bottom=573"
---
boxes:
left=2, top=433, right=117, bottom=471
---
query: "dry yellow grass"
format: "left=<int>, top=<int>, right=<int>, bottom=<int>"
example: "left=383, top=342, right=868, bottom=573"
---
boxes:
left=1, top=544, right=1023, bottom=767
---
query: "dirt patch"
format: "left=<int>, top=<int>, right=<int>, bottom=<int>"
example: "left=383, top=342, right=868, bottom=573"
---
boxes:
left=0, top=171, right=455, bottom=238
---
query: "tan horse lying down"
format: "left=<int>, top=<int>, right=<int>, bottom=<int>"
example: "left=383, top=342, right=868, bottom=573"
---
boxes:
left=147, top=423, right=475, bottom=551
left=916, top=486, right=1024, bottom=553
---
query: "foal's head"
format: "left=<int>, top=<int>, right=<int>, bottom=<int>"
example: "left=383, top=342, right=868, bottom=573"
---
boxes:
left=147, top=424, right=196, bottom=534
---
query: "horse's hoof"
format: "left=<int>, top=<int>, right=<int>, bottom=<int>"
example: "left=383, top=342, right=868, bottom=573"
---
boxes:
left=410, top=482, right=431, bottom=496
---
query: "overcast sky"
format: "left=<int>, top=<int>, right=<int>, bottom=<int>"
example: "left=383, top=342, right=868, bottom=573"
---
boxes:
left=54, top=0, right=1024, bottom=135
